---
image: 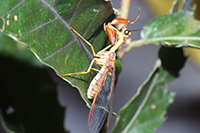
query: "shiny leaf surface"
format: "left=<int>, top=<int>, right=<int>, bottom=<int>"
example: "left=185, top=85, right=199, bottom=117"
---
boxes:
left=141, top=10, right=200, bottom=48
left=0, top=0, right=114, bottom=105
left=112, top=60, right=176, bottom=133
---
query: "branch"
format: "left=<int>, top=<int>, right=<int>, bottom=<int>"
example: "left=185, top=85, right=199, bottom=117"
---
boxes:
left=117, top=0, right=131, bottom=59
left=117, top=0, right=131, bottom=29
left=125, top=39, right=147, bottom=53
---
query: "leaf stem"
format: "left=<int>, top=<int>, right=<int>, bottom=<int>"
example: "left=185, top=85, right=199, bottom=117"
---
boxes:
left=125, top=39, right=147, bottom=53
left=125, top=36, right=200, bottom=53
left=117, top=0, right=131, bottom=29
left=116, top=0, right=131, bottom=59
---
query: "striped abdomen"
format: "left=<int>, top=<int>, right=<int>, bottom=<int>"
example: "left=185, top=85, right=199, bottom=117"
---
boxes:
left=87, top=52, right=115, bottom=99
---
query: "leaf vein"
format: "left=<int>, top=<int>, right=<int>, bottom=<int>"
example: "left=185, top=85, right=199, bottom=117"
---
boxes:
left=147, top=36, right=200, bottom=42
left=69, top=0, right=83, bottom=25
left=43, top=40, right=76, bottom=61
left=39, top=0, right=70, bottom=29
left=19, top=17, right=58, bottom=40
left=122, top=73, right=159, bottom=133
left=2, top=0, right=25, bottom=17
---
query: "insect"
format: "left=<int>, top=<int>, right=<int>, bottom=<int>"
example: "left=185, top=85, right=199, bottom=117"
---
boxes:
left=61, top=9, right=140, bottom=133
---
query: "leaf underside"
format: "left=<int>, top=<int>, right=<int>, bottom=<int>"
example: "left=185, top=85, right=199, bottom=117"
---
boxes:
left=0, top=0, right=114, bottom=105
left=112, top=59, right=176, bottom=133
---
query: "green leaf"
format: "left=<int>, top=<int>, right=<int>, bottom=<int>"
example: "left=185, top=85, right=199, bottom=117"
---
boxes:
left=115, top=58, right=122, bottom=79
left=112, top=45, right=187, bottom=133
left=141, top=10, right=200, bottom=48
left=112, top=60, right=176, bottom=133
left=0, top=32, right=66, bottom=133
left=0, top=0, right=114, bottom=105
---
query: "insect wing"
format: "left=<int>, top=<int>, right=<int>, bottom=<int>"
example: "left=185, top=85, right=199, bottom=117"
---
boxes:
left=107, top=66, right=115, bottom=127
left=88, top=67, right=115, bottom=133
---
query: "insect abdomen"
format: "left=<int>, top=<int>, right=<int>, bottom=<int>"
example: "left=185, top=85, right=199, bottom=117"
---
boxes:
left=87, top=67, right=108, bottom=99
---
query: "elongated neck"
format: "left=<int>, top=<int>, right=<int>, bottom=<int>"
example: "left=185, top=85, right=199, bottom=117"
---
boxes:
left=110, top=38, right=124, bottom=52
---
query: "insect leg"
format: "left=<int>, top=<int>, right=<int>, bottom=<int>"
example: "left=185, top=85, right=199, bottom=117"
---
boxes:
left=61, top=58, right=99, bottom=78
left=91, top=68, right=100, bottom=72
left=70, top=27, right=96, bottom=56
left=96, top=44, right=112, bottom=55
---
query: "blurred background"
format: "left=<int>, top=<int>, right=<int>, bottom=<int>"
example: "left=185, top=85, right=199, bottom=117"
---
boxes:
left=1, top=0, right=200, bottom=133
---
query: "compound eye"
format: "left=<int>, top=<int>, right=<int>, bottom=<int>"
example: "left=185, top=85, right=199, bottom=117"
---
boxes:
left=124, top=30, right=130, bottom=35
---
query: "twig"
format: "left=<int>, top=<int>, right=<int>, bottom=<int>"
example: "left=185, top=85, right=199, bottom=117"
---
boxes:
left=125, top=39, right=147, bottom=53
left=117, top=0, right=131, bottom=29
left=117, top=0, right=131, bottom=59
